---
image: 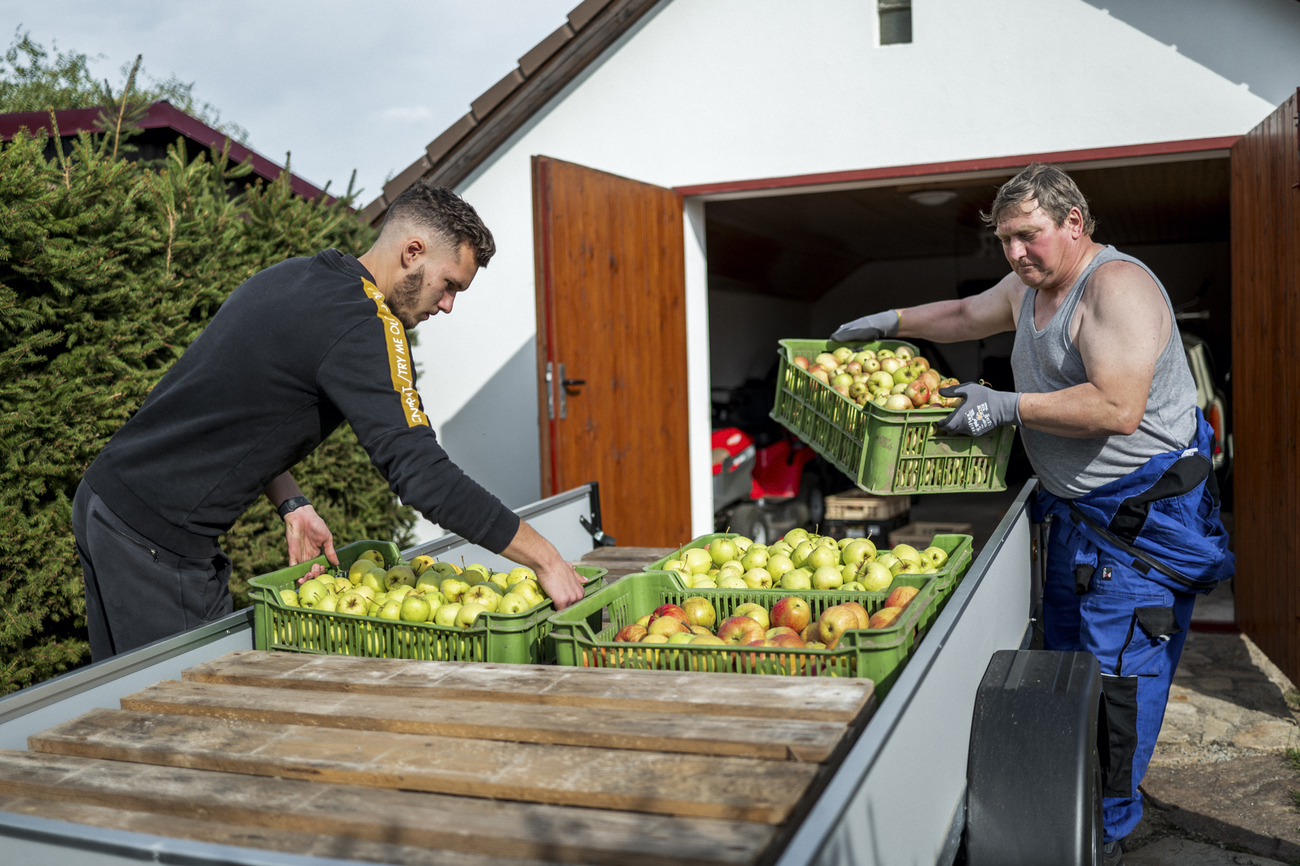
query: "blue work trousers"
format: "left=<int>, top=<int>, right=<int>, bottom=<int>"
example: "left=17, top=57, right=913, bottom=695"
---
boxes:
left=1042, top=515, right=1195, bottom=842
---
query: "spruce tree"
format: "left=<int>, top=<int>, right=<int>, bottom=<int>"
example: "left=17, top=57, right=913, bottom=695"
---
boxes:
left=0, top=96, right=411, bottom=695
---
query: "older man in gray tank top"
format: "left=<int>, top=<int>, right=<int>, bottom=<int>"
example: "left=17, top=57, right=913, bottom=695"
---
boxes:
left=834, top=164, right=1233, bottom=865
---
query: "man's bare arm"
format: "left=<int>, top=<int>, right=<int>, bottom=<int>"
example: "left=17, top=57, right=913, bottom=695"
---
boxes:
left=500, top=519, right=587, bottom=610
left=1017, top=262, right=1167, bottom=438
left=896, top=273, right=1022, bottom=343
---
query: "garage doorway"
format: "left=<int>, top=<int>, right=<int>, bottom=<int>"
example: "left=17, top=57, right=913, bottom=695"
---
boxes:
left=680, top=139, right=1236, bottom=536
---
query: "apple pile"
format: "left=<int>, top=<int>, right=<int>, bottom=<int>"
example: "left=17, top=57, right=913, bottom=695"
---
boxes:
left=791, top=345, right=962, bottom=411
left=280, top=549, right=551, bottom=631
left=610, top=583, right=924, bottom=655
left=660, top=527, right=949, bottom=593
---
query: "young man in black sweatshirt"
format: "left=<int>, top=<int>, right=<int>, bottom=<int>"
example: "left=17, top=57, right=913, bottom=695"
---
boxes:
left=73, top=182, right=587, bottom=661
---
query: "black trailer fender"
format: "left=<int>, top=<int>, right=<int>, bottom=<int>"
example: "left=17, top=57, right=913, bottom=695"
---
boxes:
left=965, top=649, right=1104, bottom=866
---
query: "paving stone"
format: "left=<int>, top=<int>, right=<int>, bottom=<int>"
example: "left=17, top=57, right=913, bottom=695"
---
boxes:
left=1127, top=837, right=1290, bottom=865
left=1141, top=755, right=1300, bottom=862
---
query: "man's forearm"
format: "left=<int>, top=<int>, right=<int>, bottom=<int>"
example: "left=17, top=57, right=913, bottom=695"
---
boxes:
left=896, top=298, right=1003, bottom=343
left=500, top=519, right=567, bottom=572
left=1019, top=384, right=1144, bottom=438
left=264, top=471, right=303, bottom=508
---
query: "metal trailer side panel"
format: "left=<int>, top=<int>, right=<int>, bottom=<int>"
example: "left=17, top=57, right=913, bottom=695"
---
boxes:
left=778, top=478, right=1038, bottom=866
left=0, top=814, right=369, bottom=866
left=0, top=610, right=255, bottom=752
left=402, top=482, right=599, bottom=568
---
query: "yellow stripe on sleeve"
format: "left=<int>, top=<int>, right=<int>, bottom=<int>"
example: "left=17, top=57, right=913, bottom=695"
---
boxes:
left=362, top=278, right=429, bottom=428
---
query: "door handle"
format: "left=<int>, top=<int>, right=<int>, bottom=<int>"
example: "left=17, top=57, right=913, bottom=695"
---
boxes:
left=562, top=378, right=586, bottom=389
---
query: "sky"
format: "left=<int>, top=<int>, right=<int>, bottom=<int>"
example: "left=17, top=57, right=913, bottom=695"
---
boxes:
left=3, top=0, right=580, bottom=204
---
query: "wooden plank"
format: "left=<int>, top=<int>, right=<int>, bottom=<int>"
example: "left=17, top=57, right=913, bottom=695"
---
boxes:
left=29, top=709, right=819, bottom=823
left=579, top=546, right=675, bottom=564
left=184, top=651, right=875, bottom=723
left=580, top=547, right=675, bottom=581
left=0, top=792, right=566, bottom=866
left=122, top=680, right=846, bottom=762
left=0, top=750, right=769, bottom=866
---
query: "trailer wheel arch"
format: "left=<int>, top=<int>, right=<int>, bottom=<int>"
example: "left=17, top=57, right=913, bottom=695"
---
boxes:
left=964, top=649, right=1104, bottom=866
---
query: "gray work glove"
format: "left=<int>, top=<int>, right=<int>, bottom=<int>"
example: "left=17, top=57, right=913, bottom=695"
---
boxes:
left=937, top=382, right=1021, bottom=436
left=831, top=309, right=900, bottom=343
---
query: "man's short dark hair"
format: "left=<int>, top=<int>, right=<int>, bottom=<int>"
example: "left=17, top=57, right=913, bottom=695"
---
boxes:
left=383, top=182, right=496, bottom=268
left=982, top=163, right=1097, bottom=236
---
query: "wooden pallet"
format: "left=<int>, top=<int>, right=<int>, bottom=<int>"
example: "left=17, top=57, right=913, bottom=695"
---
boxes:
left=824, top=490, right=910, bottom=522
left=0, top=650, right=874, bottom=866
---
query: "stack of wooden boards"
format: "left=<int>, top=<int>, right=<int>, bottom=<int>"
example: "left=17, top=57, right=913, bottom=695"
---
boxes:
left=0, top=650, right=874, bottom=866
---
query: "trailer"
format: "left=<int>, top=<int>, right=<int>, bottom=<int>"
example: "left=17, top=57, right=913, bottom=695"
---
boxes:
left=0, top=477, right=1104, bottom=866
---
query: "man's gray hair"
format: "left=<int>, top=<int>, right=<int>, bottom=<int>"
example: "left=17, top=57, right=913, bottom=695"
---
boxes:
left=382, top=181, right=496, bottom=268
left=982, top=163, right=1097, bottom=236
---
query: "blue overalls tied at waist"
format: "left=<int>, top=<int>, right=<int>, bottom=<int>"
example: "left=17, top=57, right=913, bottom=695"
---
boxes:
left=1032, top=409, right=1234, bottom=843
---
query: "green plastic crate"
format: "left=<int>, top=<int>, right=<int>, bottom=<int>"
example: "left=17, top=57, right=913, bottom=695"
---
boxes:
left=770, top=339, right=1015, bottom=494
left=647, top=532, right=974, bottom=629
left=247, top=541, right=607, bottom=664
left=548, top=571, right=939, bottom=695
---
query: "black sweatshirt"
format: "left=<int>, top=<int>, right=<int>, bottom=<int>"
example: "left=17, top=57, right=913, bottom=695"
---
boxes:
left=85, top=249, right=519, bottom=557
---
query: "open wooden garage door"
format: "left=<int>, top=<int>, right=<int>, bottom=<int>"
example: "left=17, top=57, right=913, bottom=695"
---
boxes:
left=1232, top=89, right=1300, bottom=683
left=532, top=156, right=691, bottom=547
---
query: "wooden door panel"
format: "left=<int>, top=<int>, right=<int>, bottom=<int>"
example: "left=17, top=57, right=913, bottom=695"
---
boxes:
left=1231, top=89, right=1300, bottom=683
left=533, top=157, right=690, bottom=547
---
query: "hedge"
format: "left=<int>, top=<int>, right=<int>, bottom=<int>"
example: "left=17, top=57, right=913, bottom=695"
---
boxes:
left=0, top=125, right=415, bottom=696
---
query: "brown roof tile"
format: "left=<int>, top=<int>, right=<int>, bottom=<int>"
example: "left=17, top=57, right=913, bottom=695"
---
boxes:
left=383, top=154, right=432, bottom=202
left=360, top=195, right=389, bottom=225
left=519, top=23, right=576, bottom=77
left=471, top=68, right=527, bottom=120
left=567, top=0, right=614, bottom=31
left=425, top=112, right=478, bottom=164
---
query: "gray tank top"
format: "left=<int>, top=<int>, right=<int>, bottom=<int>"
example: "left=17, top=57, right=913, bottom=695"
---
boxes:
left=1010, top=246, right=1197, bottom=499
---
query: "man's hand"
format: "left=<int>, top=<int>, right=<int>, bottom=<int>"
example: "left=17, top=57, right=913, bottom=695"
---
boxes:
left=938, top=382, right=1021, bottom=436
left=500, top=519, right=588, bottom=610
left=831, top=309, right=900, bottom=343
left=534, top=560, right=587, bottom=610
left=284, top=505, right=339, bottom=566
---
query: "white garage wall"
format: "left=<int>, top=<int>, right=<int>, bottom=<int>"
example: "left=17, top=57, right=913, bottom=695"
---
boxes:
left=406, top=0, right=1286, bottom=543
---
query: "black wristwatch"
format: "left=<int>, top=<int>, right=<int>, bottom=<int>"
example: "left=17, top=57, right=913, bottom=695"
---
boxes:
left=277, top=496, right=312, bottom=519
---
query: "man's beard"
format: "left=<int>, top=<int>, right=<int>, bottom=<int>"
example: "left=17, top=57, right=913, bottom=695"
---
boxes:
left=389, top=267, right=424, bottom=329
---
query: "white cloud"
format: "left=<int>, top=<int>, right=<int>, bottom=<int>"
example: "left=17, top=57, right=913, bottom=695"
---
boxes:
left=376, top=106, right=436, bottom=124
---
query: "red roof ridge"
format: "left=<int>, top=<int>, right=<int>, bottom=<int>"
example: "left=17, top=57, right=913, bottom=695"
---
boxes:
left=0, top=100, right=332, bottom=203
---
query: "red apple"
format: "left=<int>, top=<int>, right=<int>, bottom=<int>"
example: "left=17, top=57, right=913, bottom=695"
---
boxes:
left=614, top=624, right=648, bottom=642
left=869, top=606, right=903, bottom=629
left=652, top=603, right=691, bottom=625
left=794, top=356, right=810, bottom=370
left=771, top=596, right=812, bottom=634
left=770, top=632, right=806, bottom=649
left=766, top=626, right=799, bottom=639
left=800, top=621, right=820, bottom=643
left=840, top=601, right=871, bottom=629
left=718, top=616, right=766, bottom=645
left=817, top=604, right=862, bottom=649
left=884, top=586, right=920, bottom=610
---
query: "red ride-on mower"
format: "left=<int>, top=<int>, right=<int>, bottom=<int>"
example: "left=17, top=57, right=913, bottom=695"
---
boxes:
left=711, top=427, right=825, bottom=544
